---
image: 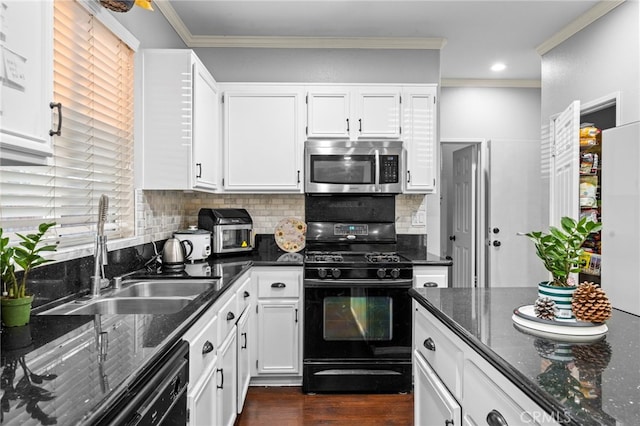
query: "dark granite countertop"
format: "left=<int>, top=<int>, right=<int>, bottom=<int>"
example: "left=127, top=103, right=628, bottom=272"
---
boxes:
left=410, top=287, right=640, bottom=425
left=0, top=234, right=446, bottom=425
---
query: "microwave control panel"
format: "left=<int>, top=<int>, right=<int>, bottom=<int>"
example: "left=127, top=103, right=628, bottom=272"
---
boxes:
left=380, top=155, right=399, bottom=183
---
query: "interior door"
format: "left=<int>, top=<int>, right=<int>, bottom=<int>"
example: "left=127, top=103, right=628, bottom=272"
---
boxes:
left=451, top=145, right=476, bottom=287
left=487, top=139, right=544, bottom=287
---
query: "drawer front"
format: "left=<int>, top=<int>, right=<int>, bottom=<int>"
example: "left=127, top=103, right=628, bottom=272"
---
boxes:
left=186, top=312, right=218, bottom=380
left=236, top=274, right=253, bottom=315
left=463, top=359, right=539, bottom=425
left=217, top=292, right=239, bottom=345
left=256, top=269, right=300, bottom=298
left=414, top=306, right=463, bottom=397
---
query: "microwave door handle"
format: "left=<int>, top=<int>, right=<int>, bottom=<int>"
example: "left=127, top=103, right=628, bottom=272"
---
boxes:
left=374, top=149, right=380, bottom=192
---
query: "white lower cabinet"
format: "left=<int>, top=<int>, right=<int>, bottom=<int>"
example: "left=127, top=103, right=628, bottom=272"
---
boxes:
left=187, top=360, right=218, bottom=426
left=252, top=267, right=302, bottom=378
left=414, top=349, right=461, bottom=426
left=236, top=304, right=251, bottom=413
left=217, top=328, right=238, bottom=426
left=413, top=302, right=561, bottom=426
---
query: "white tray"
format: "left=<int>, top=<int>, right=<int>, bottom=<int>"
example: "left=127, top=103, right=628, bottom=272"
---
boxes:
left=512, top=305, right=608, bottom=342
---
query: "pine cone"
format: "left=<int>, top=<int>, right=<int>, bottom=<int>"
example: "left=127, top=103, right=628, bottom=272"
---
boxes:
left=571, top=281, right=612, bottom=323
left=572, top=340, right=612, bottom=376
left=534, top=296, right=557, bottom=320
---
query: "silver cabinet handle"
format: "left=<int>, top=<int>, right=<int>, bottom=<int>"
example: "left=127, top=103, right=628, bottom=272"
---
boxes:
left=49, top=102, right=62, bottom=136
left=202, top=340, right=214, bottom=354
left=423, top=282, right=438, bottom=288
left=271, top=282, right=286, bottom=288
left=241, top=332, right=247, bottom=349
left=486, top=409, right=508, bottom=426
left=244, top=291, right=250, bottom=298
left=423, top=337, right=436, bottom=351
left=216, top=368, right=224, bottom=389
left=226, top=311, right=235, bottom=321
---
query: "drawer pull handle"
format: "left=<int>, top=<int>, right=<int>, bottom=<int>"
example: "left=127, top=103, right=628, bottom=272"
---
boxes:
left=241, top=332, right=247, bottom=349
left=49, top=102, right=62, bottom=136
left=244, top=290, right=250, bottom=298
left=271, top=282, right=286, bottom=288
left=226, top=311, right=235, bottom=321
left=423, top=282, right=438, bottom=288
left=202, top=340, right=214, bottom=354
left=423, top=337, right=436, bottom=351
left=486, top=409, right=508, bottom=426
left=216, top=368, right=224, bottom=389
left=445, top=420, right=454, bottom=426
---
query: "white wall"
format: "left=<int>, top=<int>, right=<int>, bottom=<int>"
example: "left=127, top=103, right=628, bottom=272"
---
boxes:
left=541, top=0, right=640, bottom=124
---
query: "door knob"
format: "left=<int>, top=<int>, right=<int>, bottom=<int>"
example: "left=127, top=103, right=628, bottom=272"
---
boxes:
left=449, top=235, right=456, bottom=241
left=493, top=240, right=501, bottom=247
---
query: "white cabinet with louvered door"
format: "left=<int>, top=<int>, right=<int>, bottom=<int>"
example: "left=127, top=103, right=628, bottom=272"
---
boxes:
left=141, top=49, right=219, bottom=192
left=403, top=86, right=438, bottom=193
left=252, top=267, right=302, bottom=378
left=222, top=85, right=305, bottom=192
left=0, top=0, right=54, bottom=165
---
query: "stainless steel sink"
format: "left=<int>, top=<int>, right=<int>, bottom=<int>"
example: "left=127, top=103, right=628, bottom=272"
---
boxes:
left=38, top=297, right=193, bottom=315
left=112, top=279, right=220, bottom=298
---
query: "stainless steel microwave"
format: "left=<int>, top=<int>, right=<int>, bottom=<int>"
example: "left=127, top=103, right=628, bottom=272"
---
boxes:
left=304, top=140, right=403, bottom=194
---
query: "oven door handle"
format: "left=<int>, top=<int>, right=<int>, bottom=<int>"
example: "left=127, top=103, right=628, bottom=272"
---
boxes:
left=374, top=149, right=381, bottom=192
left=304, top=278, right=412, bottom=288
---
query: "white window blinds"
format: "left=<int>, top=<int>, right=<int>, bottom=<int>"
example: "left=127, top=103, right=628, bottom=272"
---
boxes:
left=0, top=0, right=135, bottom=248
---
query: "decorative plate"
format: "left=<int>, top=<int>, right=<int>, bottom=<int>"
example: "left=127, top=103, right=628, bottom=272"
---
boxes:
left=512, top=305, right=608, bottom=342
left=274, top=218, right=307, bottom=253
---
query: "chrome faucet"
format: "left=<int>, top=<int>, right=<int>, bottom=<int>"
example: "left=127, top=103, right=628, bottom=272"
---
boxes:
left=92, top=195, right=109, bottom=297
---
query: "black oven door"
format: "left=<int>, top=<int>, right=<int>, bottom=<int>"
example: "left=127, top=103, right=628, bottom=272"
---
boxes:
left=304, top=279, right=412, bottom=361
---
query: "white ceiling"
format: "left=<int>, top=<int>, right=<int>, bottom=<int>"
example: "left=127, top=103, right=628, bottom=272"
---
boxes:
left=156, top=0, right=623, bottom=83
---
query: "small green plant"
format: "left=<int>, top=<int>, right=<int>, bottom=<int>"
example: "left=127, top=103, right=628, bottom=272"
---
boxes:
left=525, top=216, right=602, bottom=287
left=1, top=223, right=57, bottom=299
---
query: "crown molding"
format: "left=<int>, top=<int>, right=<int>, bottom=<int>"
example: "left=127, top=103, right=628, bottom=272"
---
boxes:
left=155, top=0, right=446, bottom=49
left=441, top=79, right=541, bottom=88
left=536, top=0, right=625, bottom=55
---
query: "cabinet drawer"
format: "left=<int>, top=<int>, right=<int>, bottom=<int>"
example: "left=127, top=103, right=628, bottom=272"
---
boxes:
left=414, top=306, right=463, bottom=397
left=217, top=292, right=238, bottom=345
left=256, top=270, right=300, bottom=298
left=184, top=311, right=218, bottom=380
left=236, top=275, right=253, bottom=315
left=463, top=359, right=539, bottom=425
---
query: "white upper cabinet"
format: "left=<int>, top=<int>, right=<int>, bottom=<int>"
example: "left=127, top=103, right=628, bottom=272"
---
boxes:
left=0, top=0, right=54, bottom=165
left=222, top=85, right=305, bottom=192
left=140, top=49, right=219, bottom=192
left=403, top=86, right=438, bottom=193
left=306, top=86, right=401, bottom=140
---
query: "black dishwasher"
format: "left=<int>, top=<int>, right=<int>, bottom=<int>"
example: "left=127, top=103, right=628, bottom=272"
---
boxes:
left=96, top=340, right=189, bottom=426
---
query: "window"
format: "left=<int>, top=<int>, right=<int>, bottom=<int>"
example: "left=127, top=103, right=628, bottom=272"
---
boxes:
left=0, top=0, right=135, bottom=249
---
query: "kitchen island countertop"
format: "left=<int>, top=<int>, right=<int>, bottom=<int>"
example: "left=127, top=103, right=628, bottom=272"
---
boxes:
left=410, top=287, right=640, bottom=425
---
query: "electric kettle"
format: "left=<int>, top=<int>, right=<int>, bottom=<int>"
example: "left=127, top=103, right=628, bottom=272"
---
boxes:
left=162, top=237, right=193, bottom=269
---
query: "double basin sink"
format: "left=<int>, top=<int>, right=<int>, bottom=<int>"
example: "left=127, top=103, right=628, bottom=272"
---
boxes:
left=38, top=278, right=221, bottom=316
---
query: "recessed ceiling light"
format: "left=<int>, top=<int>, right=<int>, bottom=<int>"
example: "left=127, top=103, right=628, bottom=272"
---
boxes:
left=491, top=62, right=506, bottom=72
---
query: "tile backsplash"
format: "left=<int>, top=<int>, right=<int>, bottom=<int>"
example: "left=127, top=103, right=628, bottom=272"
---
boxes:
left=137, top=190, right=427, bottom=238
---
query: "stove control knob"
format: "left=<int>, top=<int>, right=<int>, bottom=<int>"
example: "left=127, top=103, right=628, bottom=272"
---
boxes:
left=390, top=268, right=400, bottom=279
left=377, top=268, right=387, bottom=279
left=331, top=268, right=341, bottom=278
left=318, top=268, right=328, bottom=279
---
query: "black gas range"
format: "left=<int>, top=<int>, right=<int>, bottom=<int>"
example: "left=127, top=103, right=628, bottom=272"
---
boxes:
left=302, top=195, right=413, bottom=394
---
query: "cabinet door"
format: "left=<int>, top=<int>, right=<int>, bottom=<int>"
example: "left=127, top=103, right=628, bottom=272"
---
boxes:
left=187, top=360, right=218, bottom=426
left=355, top=87, right=401, bottom=139
left=306, top=90, right=350, bottom=138
left=217, top=330, right=237, bottom=426
left=413, top=265, right=449, bottom=288
left=0, top=0, right=54, bottom=164
left=403, top=86, right=437, bottom=193
left=236, top=308, right=251, bottom=413
left=223, top=88, right=304, bottom=192
left=256, top=300, right=300, bottom=375
left=192, top=59, right=219, bottom=190
left=414, top=350, right=461, bottom=426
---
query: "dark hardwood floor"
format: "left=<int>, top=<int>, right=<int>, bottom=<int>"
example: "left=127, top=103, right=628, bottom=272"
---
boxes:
left=235, top=386, right=414, bottom=426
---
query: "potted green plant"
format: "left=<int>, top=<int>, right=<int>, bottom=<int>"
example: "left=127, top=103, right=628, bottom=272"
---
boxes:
left=1, top=223, right=57, bottom=327
left=524, top=216, right=602, bottom=319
